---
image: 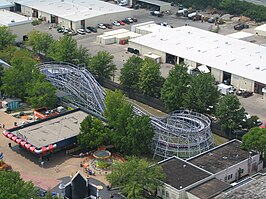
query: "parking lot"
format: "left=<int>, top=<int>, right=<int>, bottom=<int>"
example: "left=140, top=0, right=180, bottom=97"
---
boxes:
left=32, top=6, right=266, bottom=120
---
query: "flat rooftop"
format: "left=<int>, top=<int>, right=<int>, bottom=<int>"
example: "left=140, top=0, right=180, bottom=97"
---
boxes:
left=0, top=0, right=14, bottom=9
left=15, top=0, right=132, bottom=22
left=0, top=9, right=32, bottom=26
left=188, top=178, right=231, bottom=199
left=216, top=174, right=266, bottom=199
left=8, top=110, right=88, bottom=148
left=159, top=157, right=212, bottom=190
left=188, top=140, right=256, bottom=174
left=137, top=0, right=171, bottom=6
left=227, top=32, right=254, bottom=39
left=129, top=26, right=266, bottom=85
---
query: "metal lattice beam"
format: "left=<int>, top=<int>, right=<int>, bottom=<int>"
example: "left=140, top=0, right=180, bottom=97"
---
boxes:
left=39, top=62, right=214, bottom=159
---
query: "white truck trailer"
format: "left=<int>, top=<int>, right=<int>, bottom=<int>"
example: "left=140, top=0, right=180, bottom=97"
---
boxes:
left=218, top=83, right=234, bottom=95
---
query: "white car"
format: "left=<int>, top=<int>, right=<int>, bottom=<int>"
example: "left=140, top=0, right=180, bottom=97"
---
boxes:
left=125, top=17, right=133, bottom=23
left=112, top=21, right=121, bottom=26
left=77, top=29, right=85, bottom=35
left=98, top=24, right=106, bottom=29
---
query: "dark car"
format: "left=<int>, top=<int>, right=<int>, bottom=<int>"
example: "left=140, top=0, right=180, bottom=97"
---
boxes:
left=234, top=23, right=249, bottom=31
left=57, top=27, right=64, bottom=33
left=87, top=26, right=97, bottom=33
left=127, top=47, right=135, bottom=53
left=103, top=23, right=113, bottom=29
left=131, top=17, right=138, bottom=22
left=122, top=19, right=131, bottom=24
left=242, top=91, right=253, bottom=98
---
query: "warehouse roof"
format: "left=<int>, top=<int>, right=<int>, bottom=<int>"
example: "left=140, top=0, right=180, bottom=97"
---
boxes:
left=255, top=24, right=266, bottom=31
left=227, top=32, right=254, bottom=39
left=14, top=0, right=132, bottom=22
left=8, top=110, right=88, bottom=148
left=137, top=0, right=171, bottom=7
left=158, top=157, right=212, bottom=190
left=0, top=0, right=14, bottom=9
left=0, top=9, right=32, bottom=26
left=129, top=26, right=266, bottom=84
left=187, top=140, right=257, bottom=174
left=188, top=178, right=231, bottom=199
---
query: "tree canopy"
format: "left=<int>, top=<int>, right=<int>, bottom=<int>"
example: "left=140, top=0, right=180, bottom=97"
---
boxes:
left=161, top=64, right=191, bottom=111
left=104, top=90, right=154, bottom=155
left=242, top=127, right=266, bottom=157
left=216, top=95, right=245, bottom=132
left=47, top=35, right=90, bottom=65
left=184, top=73, right=220, bottom=113
left=119, top=56, right=143, bottom=91
left=107, top=157, right=165, bottom=199
left=0, top=171, right=38, bottom=199
left=138, top=58, right=164, bottom=98
left=87, top=51, right=116, bottom=79
left=26, top=30, right=54, bottom=55
left=77, top=115, right=110, bottom=149
left=0, top=26, right=16, bottom=50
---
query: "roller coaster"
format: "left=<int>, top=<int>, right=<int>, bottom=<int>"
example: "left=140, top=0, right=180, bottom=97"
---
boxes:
left=39, top=62, right=214, bottom=159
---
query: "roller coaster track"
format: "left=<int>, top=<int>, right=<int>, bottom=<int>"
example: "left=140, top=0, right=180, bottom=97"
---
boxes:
left=39, top=62, right=214, bottom=159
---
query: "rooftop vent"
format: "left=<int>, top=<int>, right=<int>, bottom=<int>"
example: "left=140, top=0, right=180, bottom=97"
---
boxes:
left=183, top=164, right=186, bottom=168
left=255, top=67, right=260, bottom=70
left=209, top=153, right=213, bottom=156
left=223, top=156, right=228, bottom=160
left=180, top=186, right=183, bottom=189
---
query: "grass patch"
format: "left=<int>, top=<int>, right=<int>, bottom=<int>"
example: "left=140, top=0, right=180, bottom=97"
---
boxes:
left=213, top=133, right=228, bottom=146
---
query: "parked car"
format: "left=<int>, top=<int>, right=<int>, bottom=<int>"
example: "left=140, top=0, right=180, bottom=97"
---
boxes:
left=68, top=29, right=78, bottom=36
left=103, top=23, right=113, bottom=29
left=77, top=29, right=86, bottom=35
left=125, top=17, right=134, bottom=23
left=234, top=23, right=249, bottom=31
left=85, top=28, right=91, bottom=33
left=131, top=17, right=138, bottom=22
left=117, top=20, right=125, bottom=25
left=122, top=19, right=131, bottom=24
left=242, top=91, right=253, bottom=98
left=127, top=47, right=135, bottom=53
left=208, top=17, right=215, bottom=23
left=87, top=26, right=97, bottom=33
left=150, top=11, right=163, bottom=17
left=112, top=21, right=120, bottom=26
left=57, top=27, right=64, bottom=33
left=98, top=24, right=106, bottom=29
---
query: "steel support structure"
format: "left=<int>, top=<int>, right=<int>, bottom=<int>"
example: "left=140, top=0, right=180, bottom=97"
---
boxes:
left=39, top=62, right=214, bottom=159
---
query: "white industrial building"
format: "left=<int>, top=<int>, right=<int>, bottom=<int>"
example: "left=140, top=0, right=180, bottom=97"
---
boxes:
left=13, top=0, right=133, bottom=30
left=0, top=9, right=33, bottom=42
left=129, top=26, right=266, bottom=93
left=227, top=32, right=254, bottom=42
left=0, top=0, right=14, bottom=10
left=255, top=24, right=266, bottom=37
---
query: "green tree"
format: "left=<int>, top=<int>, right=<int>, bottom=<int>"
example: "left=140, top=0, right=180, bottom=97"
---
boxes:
left=87, top=51, right=116, bottom=79
left=27, top=30, right=54, bottom=55
left=242, top=127, right=266, bottom=157
left=75, top=46, right=90, bottom=66
left=184, top=73, right=220, bottom=113
left=138, top=58, right=164, bottom=98
left=107, top=157, right=165, bottom=199
left=47, top=35, right=78, bottom=63
left=77, top=115, right=110, bottom=149
left=0, top=26, right=16, bottom=50
left=0, top=45, right=17, bottom=63
left=0, top=171, right=38, bottom=199
left=0, top=65, right=4, bottom=88
left=120, top=56, right=143, bottom=91
left=104, top=90, right=154, bottom=155
left=216, top=95, right=245, bottom=133
left=161, top=64, right=191, bottom=111
left=1, top=54, right=38, bottom=99
left=26, top=80, right=57, bottom=109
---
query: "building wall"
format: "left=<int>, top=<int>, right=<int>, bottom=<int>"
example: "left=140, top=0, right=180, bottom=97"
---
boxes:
left=255, top=29, right=266, bottom=37
left=129, top=41, right=166, bottom=62
left=9, top=22, right=33, bottom=42
left=36, top=10, right=50, bottom=22
left=20, top=5, right=32, bottom=17
left=157, top=185, right=184, bottom=199
left=231, top=74, right=254, bottom=92
left=215, top=154, right=261, bottom=184
left=184, top=59, right=197, bottom=68
left=159, top=4, right=171, bottom=12
left=211, top=67, right=223, bottom=82
left=187, top=192, right=200, bottom=199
